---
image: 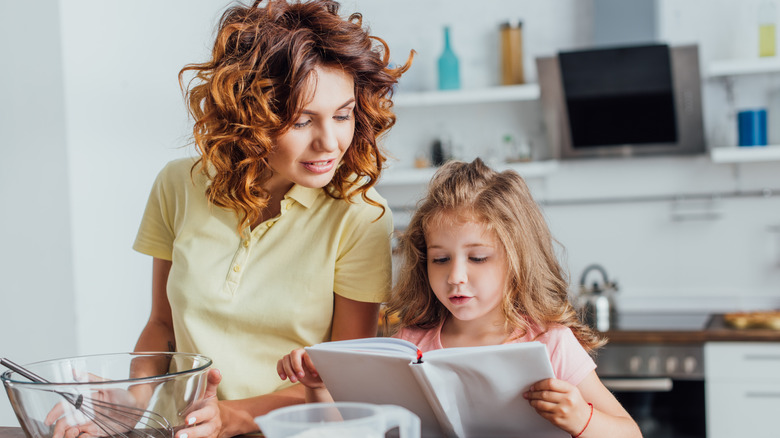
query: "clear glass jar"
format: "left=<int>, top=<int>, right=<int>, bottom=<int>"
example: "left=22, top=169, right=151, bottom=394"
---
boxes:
left=500, top=20, right=525, bottom=85
left=759, top=0, right=777, bottom=57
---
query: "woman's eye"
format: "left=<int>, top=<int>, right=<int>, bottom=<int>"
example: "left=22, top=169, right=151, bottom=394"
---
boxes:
left=470, top=256, right=488, bottom=263
left=293, top=119, right=311, bottom=129
left=334, top=111, right=353, bottom=122
left=431, top=257, right=450, bottom=264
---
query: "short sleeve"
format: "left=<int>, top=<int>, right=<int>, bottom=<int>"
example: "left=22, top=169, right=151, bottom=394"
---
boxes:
left=333, top=191, right=393, bottom=303
left=543, top=326, right=597, bottom=386
left=132, top=162, right=177, bottom=260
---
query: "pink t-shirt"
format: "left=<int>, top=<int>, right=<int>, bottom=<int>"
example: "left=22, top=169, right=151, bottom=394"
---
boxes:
left=394, top=322, right=596, bottom=386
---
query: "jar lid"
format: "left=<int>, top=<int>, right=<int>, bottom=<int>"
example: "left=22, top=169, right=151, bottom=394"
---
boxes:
left=501, top=19, right=523, bottom=29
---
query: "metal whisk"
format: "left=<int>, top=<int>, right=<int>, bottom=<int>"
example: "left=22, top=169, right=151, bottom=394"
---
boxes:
left=1, top=358, right=172, bottom=438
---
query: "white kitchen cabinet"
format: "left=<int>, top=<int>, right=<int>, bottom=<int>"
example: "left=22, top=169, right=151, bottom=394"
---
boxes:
left=705, top=342, right=780, bottom=438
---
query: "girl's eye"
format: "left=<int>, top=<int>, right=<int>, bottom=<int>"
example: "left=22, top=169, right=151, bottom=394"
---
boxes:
left=470, top=256, right=488, bottom=263
left=293, top=119, right=311, bottom=129
left=431, top=257, right=450, bottom=264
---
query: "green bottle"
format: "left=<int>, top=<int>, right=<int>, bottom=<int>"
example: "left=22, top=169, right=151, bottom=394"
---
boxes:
left=438, top=26, right=461, bottom=90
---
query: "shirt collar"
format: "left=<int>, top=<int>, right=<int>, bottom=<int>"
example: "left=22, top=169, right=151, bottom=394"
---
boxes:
left=285, top=184, right=322, bottom=208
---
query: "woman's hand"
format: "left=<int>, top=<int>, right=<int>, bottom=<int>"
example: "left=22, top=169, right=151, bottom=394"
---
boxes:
left=523, top=377, right=592, bottom=436
left=46, top=371, right=145, bottom=438
left=175, top=368, right=222, bottom=438
left=276, top=349, right=323, bottom=389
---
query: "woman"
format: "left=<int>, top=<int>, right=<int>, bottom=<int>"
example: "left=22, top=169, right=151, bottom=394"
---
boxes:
left=132, top=1, right=412, bottom=436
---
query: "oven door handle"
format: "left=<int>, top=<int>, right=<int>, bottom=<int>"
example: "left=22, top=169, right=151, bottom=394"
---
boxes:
left=601, top=378, right=673, bottom=392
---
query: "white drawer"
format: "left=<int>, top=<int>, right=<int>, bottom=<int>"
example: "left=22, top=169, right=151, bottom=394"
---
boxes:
left=706, top=381, right=780, bottom=438
left=705, top=342, right=780, bottom=381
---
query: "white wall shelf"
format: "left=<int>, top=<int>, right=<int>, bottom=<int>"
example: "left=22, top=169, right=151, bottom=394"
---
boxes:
left=707, top=57, right=780, bottom=78
left=393, top=84, right=540, bottom=108
left=710, top=145, right=780, bottom=163
left=707, top=58, right=780, bottom=163
left=377, top=160, right=559, bottom=187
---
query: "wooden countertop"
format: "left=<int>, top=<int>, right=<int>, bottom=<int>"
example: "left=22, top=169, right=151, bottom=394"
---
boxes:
left=603, top=313, right=780, bottom=344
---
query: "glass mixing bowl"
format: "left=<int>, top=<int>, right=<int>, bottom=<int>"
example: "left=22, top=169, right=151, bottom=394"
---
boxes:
left=2, top=352, right=212, bottom=438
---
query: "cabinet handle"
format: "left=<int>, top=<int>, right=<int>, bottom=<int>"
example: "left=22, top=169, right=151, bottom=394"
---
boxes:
left=745, top=391, right=780, bottom=398
left=744, top=354, right=780, bottom=361
left=602, top=378, right=673, bottom=392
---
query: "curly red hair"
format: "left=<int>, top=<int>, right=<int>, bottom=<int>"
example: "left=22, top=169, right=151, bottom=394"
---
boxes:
left=179, top=0, right=412, bottom=231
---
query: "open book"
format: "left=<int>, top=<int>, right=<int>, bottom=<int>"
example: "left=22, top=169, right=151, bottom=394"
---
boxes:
left=305, top=338, right=568, bottom=438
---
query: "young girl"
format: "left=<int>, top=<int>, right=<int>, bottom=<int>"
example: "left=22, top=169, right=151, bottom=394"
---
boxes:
left=279, top=158, right=641, bottom=438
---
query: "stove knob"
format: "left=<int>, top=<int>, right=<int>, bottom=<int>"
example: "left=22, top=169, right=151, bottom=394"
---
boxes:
left=629, top=356, right=642, bottom=373
left=647, top=356, right=660, bottom=374
left=683, top=356, right=698, bottom=374
left=665, top=356, right=679, bottom=374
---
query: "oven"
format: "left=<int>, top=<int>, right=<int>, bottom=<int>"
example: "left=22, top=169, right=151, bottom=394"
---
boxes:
left=596, top=312, right=710, bottom=438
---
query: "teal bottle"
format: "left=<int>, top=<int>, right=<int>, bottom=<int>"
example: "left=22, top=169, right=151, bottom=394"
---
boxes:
left=438, top=26, right=461, bottom=90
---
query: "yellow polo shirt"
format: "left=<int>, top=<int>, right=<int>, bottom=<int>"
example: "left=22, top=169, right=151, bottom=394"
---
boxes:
left=133, top=158, right=393, bottom=400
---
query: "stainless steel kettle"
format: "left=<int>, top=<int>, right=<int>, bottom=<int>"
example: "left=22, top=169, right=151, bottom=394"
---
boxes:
left=576, top=264, right=618, bottom=332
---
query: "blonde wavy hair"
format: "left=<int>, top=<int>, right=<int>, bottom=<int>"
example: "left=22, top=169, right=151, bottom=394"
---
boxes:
left=385, top=159, right=605, bottom=352
left=179, top=0, right=412, bottom=231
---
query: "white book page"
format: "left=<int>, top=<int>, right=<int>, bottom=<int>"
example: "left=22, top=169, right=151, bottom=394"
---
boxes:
left=417, top=342, right=569, bottom=438
left=307, top=337, right=420, bottom=356
left=409, top=364, right=460, bottom=438
left=305, top=347, right=449, bottom=438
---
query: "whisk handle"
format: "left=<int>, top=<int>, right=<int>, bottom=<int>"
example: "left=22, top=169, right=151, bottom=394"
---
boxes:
left=1, top=358, right=84, bottom=408
left=0, top=358, right=50, bottom=383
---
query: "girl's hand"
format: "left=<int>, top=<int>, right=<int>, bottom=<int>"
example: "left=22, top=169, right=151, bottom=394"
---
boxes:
left=277, top=349, right=324, bottom=389
left=523, top=378, right=592, bottom=436
left=175, top=368, right=222, bottom=438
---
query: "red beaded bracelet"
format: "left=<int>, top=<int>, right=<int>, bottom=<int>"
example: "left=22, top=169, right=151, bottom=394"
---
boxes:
left=572, top=402, right=593, bottom=438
